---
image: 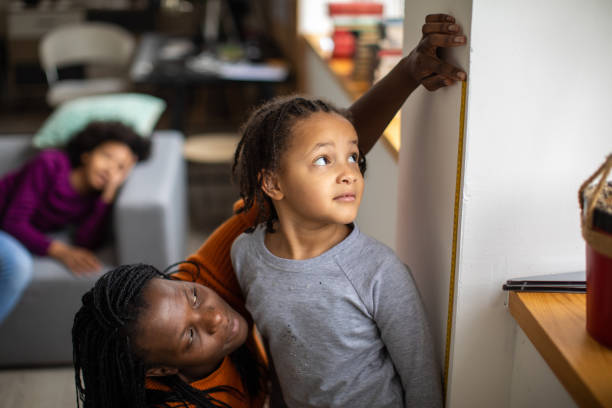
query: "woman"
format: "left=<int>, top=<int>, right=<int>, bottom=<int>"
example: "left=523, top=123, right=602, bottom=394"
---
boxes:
left=71, top=14, right=467, bottom=408
left=73, top=203, right=264, bottom=408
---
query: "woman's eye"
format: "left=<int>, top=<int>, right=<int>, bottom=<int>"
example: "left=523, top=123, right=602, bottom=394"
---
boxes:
left=348, top=153, right=358, bottom=163
left=192, top=287, right=198, bottom=306
left=314, top=157, right=329, bottom=166
left=188, top=328, right=194, bottom=346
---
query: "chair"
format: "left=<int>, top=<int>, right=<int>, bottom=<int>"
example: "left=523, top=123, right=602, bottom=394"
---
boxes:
left=39, top=22, right=135, bottom=107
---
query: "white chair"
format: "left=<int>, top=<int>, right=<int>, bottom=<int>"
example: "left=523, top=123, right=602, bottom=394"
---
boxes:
left=39, top=22, right=135, bottom=107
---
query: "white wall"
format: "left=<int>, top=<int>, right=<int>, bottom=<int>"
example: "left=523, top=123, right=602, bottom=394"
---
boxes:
left=510, top=327, right=576, bottom=408
left=400, top=0, right=612, bottom=407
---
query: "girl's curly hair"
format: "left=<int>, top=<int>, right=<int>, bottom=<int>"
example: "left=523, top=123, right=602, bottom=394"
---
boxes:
left=65, top=121, right=151, bottom=168
left=232, top=95, right=366, bottom=232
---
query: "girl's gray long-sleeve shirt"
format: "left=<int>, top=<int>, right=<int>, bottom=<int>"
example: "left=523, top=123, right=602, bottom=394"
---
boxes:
left=231, top=224, right=443, bottom=408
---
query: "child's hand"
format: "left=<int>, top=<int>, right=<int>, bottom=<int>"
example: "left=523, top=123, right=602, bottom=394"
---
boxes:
left=100, top=162, right=134, bottom=203
left=405, top=14, right=467, bottom=91
left=48, top=240, right=102, bottom=275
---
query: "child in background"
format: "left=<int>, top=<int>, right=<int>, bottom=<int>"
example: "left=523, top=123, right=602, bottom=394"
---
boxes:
left=231, top=96, right=442, bottom=407
left=0, top=121, right=150, bottom=323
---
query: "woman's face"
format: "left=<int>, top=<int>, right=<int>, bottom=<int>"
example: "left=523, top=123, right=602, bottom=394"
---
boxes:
left=134, top=278, right=249, bottom=382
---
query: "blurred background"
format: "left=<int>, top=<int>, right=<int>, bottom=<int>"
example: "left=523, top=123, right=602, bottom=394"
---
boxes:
left=0, top=0, right=404, bottom=232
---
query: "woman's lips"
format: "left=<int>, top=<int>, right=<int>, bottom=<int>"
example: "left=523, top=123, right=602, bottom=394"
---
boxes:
left=334, top=193, right=356, bottom=202
left=226, top=316, right=239, bottom=344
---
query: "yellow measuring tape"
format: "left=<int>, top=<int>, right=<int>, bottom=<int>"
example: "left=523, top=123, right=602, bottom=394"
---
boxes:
left=443, top=80, right=467, bottom=397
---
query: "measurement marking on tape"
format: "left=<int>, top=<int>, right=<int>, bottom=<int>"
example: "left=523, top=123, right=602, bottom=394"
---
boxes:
left=443, top=80, right=467, bottom=397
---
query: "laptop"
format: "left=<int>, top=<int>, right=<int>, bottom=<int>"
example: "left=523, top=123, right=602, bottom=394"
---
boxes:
left=502, top=271, right=586, bottom=293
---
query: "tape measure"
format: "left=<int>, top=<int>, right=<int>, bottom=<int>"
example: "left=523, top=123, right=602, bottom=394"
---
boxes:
left=443, top=80, right=467, bottom=396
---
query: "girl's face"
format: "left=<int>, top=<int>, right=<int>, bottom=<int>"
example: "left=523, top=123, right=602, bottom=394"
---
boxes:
left=267, top=112, right=364, bottom=228
left=80, top=141, right=136, bottom=191
left=135, top=278, right=249, bottom=382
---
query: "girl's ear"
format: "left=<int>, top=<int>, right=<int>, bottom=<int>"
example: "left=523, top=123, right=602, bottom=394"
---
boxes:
left=260, top=170, right=283, bottom=201
left=145, top=365, right=180, bottom=378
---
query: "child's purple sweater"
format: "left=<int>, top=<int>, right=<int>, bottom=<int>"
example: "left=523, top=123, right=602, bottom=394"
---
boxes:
left=0, top=149, right=111, bottom=255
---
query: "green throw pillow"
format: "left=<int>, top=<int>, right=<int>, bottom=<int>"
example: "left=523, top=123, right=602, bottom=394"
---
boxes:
left=33, top=93, right=166, bottom=148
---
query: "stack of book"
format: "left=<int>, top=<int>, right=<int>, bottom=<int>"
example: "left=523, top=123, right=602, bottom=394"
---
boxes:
left=328, top=2, right=384, bottom=82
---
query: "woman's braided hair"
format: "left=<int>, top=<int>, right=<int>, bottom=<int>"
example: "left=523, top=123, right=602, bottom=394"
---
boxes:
left=72, top=263, right=261, bottom=408
left=72, top=263, right=159, bottom=408
left=232, top=95, right=366, bottom=232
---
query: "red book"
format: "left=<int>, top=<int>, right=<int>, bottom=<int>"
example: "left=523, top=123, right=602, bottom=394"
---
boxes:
left=328, top=2, right=384, bottom=16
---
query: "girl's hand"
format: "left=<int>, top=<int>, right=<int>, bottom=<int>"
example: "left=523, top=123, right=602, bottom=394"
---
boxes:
left=405, top=14, right=468, bottom=91
left=48, top=241, right=102, bottom=275
left=100, top=162, right=134, bottom=203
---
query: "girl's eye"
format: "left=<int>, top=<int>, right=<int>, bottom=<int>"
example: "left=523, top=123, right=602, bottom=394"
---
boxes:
left=348, top=153, right=358, bottom=163
left=314, top=157, right=329, bottom=166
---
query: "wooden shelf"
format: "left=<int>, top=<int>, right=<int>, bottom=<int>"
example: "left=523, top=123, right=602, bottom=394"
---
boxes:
left=508, top=291, right=612, bottom=407
left=302, top=34, right=400, bottom=159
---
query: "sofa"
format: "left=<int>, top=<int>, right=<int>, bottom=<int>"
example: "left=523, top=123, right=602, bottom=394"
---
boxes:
left=0, top=130, right=187, bottom=366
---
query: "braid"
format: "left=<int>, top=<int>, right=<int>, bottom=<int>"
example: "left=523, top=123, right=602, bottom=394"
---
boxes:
left=232, top=94, right=366, bottom=232
left=73, top=263, right=160, bottom=408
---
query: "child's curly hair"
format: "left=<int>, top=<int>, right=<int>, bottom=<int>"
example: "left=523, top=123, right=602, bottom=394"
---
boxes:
left=232, top=95, right=366, bottom=232
left=65, top=121, right=151, bottom=167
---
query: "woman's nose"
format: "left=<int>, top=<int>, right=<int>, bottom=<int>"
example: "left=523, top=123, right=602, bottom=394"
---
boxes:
left=200, top=306, right=224, bottom=334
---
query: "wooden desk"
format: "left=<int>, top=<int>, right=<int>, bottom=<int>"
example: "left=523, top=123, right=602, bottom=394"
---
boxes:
left=509, top=291, right=612, bottom=407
